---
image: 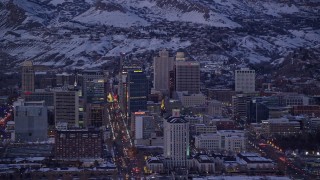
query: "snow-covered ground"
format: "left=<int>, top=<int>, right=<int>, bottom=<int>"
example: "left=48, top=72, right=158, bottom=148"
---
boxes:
left=0, top=0, right=319, bottom=69
left=73, top=8, right=150, bottom=27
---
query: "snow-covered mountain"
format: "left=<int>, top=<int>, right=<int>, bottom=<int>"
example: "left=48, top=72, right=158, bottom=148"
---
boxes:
left=0, top=0, right=319, bottom=75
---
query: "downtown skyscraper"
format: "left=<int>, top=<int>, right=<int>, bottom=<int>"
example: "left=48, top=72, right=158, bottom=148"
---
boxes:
left=21, top=60, right=35, bottom=93
left=153, top=49, right=174, bottom=93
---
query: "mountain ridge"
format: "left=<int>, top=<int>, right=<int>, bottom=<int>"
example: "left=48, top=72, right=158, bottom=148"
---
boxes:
left=0, top=0, right=319, bottom=77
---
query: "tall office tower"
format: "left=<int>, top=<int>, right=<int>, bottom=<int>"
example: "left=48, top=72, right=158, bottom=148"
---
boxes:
left=153, top=50, right=174, bottom=93
left=169, top=70, right=175, bottom=98
left=82, top=70, right=106, bottom=128
left=14, top=100, right=48, bottom=142
left=54, top=91, right=79, bottom=127
left=134, top=115, right=156, bottom=144
left=86, top=79, right=105, bottom=104
left=21, top=60, right=35, bottom=93
left=175, top=61, right=200, bottom=94
left=235, top=68, right=256, bottom=93
left=164, top=109, right=189, bottom=168
left=86, top=103, right=106, bottom=127
left=82, top=70, right=105, bottom=103
left=128, top=70, right=148, bottom=114
left=118, top=65, right=142, bottom=117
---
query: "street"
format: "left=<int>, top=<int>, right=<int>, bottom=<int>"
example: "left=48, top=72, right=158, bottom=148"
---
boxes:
left=106, top=96, right=146, bottom=179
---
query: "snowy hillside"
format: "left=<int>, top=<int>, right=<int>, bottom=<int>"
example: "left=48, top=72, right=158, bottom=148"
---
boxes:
left=0, top=0, right=319, bottom=71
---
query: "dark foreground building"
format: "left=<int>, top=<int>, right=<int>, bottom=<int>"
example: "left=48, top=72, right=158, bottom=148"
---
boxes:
left=55, top=128, right=103, bottom=159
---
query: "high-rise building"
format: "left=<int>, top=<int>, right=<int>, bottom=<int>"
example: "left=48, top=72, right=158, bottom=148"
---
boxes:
left=86, top=103, right=107, bottom=127
left=118, top=65, right=142, bottom=117
left=164, top=109, right=189, bottom=168
left=85, top=79, right=105, bottom=104
left=14, top=100, right=48, bottom=142
left=175, top=61, right=200, bottom=94
left=82, top=70, right=105, bottom=103
left=153, top=50, right=174, bottom=93
left=127, top=70, right=148, bottom=115
left=82, top=70, right=107, bottom=128
left=21, top=60, right=35, bottom=93
left=54, top=91, right=79, bottom=127
left=134, top=115, right=155, bottom=140
left=235, top=68, right=255, bottom=93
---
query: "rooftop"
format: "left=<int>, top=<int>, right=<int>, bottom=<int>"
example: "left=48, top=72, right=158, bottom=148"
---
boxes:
left=166, top=116, right=188, bottom=124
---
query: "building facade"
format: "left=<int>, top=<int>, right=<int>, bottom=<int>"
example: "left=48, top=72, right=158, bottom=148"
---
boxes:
left=85, top=103, right=107, bottom=127
left=208, top=100, right=223, bottom=117
left=235, top=68, right=255, bottom=93
left=14, top=100, right=48, bottom=142
left=21, top=60, right=35, bottom=93
left=175, top=61, right=200, bottom=94
left=55, top=129, right=103, bottom=159
left=134, top=115, right=156, bottom=146
left=54, top=91, right=79, bottom=127
left=153, top=50, right=174, bottom=93
left=176, top=92, right=206, bottom=108
left=261, top=118, right=300, bottom=137
left=163, top=110, right=189, bottom=169
left=194, top=130, right=246, bottom=153
left=128, top=70, right=148, bottom=114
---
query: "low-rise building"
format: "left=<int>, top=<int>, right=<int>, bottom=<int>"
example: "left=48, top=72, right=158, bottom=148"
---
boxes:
left=237, top=153, right=276, bottom=172
left=194, top=155, right=215, bottom=174
left=207, top=100, right=223, bottom=117
left=261, top=118, right=300, bottom=137
left=194, top=130, right=246, bottom=153
left=192, top=124, right=217, bottom=136
left=55, top=128, right=103, bottom=160
left=292, top=105, right=320, bottom=117
left=176, top=91, right=206, bottom=108
left=14, top=100, right=48, bottom=142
